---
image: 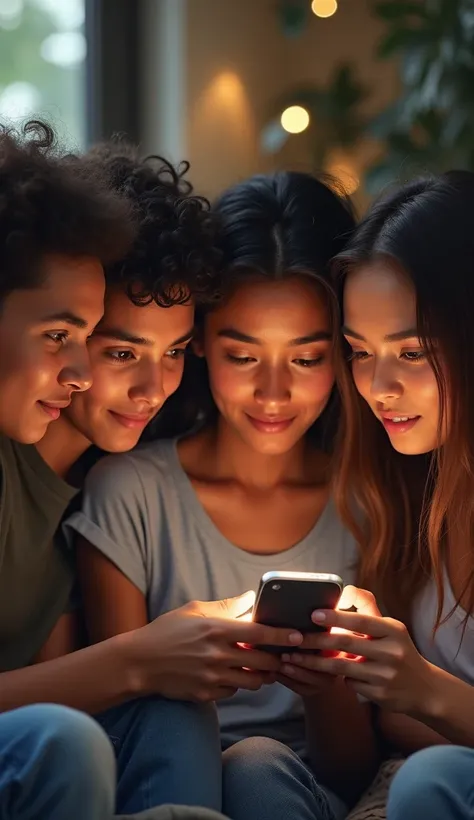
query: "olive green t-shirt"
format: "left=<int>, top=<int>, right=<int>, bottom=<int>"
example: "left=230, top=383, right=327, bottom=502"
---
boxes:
left=0, top=435, right=77, bottom=671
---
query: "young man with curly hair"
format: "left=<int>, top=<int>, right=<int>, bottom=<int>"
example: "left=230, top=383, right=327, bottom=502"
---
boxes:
left=0, top=134, right=230, bottom=820
left=0, top=120, right=142, bottom=820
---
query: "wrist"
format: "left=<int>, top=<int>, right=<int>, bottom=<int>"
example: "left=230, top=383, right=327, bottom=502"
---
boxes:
left=410, top=660, right=450, bottom=723
left=110, top=629, right=157, bottom=698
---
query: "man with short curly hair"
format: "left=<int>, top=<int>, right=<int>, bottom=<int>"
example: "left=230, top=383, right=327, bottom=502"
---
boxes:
left=37, top=140, right=220, bottom=465
left=0, top=133, right=228, bottom=820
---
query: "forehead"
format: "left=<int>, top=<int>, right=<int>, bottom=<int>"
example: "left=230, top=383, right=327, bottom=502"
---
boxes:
left=208, top=277, right=330, bottom=334
left=101, top=287, right=194, bottom=339
left=2, top=254, right=105, bottom=325
left=343, top=260, right=416, bottom=334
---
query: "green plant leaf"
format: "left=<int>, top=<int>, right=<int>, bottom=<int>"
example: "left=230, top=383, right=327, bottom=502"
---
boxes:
left=372, top=1, right=428, bottom=21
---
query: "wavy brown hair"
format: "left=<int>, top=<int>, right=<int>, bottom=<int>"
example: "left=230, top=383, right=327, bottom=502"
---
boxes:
left=332, top=171, right=474, bottom=629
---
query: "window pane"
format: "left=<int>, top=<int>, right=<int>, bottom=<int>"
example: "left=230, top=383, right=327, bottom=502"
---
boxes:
left=0, top=0, right=86, bottom=148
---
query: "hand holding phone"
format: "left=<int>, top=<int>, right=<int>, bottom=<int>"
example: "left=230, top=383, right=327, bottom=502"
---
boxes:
left=252, top=571, right=343, bottom=653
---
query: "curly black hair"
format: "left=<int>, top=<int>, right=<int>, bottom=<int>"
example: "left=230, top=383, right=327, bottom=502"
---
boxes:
left=0, top=120, right=135, bottom=305
left=81, top=139, right=222, bottom=307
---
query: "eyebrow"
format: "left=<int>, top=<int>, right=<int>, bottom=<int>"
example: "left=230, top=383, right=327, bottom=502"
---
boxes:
left=40, top=311, right=88, bottom=329
left=342, top=326, right=419, bottom=343
left=92, top=327, right=194, bottom=347
left=217, top=328, right=331, bottom=345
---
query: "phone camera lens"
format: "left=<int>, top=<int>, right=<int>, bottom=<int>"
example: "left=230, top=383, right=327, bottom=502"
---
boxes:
left=272, top=584, right=281, bottom=591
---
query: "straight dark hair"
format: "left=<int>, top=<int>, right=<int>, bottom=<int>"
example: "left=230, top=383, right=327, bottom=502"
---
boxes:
left=152, top=171, right=356, bottom=443
left=332, top=171, right=474, bottom=628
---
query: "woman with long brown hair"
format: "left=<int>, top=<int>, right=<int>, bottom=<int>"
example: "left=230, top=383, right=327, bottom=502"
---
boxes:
left=279, top=171, right=474, bottom=820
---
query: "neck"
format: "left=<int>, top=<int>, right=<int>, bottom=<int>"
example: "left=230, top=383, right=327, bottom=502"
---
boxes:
left=207, top=416, right=311, bottom=490
left=36, top=414, right=91, bottom=478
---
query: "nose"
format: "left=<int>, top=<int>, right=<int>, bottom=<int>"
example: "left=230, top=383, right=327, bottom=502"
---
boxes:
left=58, top=347, right=93, bottom=393
left=129, top=362, right=166, bottom=408
left=254, top=364, right=291, bottom=409
left=370, top=358, right=403, bottom=403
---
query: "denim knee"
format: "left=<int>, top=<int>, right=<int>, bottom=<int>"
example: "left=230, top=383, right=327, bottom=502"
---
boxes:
left=97, top=697, right=222, bottom=813
left=28, top=704, right=116, bottom=789
left=388, top=745, right=474, bottom=820
left=222, top=736, right=340, bottom=820
left=0, top=704, right=116, bottom=820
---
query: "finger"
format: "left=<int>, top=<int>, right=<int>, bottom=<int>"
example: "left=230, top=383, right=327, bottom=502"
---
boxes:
left=224, top=620, right=303, bottom=647
left=217, top=590, right=256, bottom=619
left=280, top=663, right=331, bottom=688
left=275, top=673, right=315, bottom=698
left=310, top=609, right=397, bottom=638
left=226, top=646, right=281, bottom=672
left=344, top=678, right=379, bottom=701
left=296, top=632, right=372, bottom=658
left=289, top=653, right=388, bottom=683
left=212, top=686, right=238, bottom=701
left=223, top=668, right=266, bottom=691
left=337, top=586, right=382, bottom=617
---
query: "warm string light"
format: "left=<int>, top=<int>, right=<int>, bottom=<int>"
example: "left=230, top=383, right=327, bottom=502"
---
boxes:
left=311, top=0, right=338, bottom=18
left=280, top=105, right=310, bottom=134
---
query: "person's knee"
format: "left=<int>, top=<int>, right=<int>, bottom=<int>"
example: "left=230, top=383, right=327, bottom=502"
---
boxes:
left=388, top=745, right=473, bottom=814
left=27, top=704, right=116, bottom=786
left=223, top=736, right=298, bottom=783
left=110, top=696, right=219, bottom=747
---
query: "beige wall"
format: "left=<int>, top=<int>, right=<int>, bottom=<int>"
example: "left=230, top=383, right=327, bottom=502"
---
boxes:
left=183, top=0, right=399, bottom=210
left=186, top=0, right=284, bottom=199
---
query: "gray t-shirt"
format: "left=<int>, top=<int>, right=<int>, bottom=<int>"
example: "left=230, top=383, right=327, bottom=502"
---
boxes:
left=64, top=438, right=358, bottom=756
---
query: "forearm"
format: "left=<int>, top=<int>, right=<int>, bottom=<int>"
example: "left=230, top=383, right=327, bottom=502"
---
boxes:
left=378, top=709, right=450, bottom=755
left=414, top=663, right=474, bottom=746
left=304, top=679, right=379, bottom=803
left=0, top=632, right=142, bottom=715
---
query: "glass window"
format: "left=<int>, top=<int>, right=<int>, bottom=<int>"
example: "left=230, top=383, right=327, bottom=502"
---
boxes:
left=0, top=0, right=86, bottom=149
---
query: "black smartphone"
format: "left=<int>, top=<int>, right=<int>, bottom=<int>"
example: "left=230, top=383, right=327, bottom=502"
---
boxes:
left=252, top=570, right=343, bottom=653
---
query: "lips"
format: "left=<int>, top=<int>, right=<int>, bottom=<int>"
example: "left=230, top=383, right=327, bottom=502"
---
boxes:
left=380, top=413, right=421, bottom=435
left=108, top=410, right=153, bottom=430
left=38, top=400, right=71, bottom=420
left=245, top=414, right=295, bottom=434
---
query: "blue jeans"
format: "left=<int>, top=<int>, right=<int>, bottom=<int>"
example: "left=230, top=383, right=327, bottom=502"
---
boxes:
left=387, top=745, right=474, bottom=820
left=98, top=697, right=346, bottom=820
left=0, top=704, right=116, bottom=820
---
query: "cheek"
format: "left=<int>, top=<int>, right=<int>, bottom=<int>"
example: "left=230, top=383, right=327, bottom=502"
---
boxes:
left=208, top=358, right=249, bottom=405
left=0, top=336, right=52, bottom=393
left=407, top=366, right=440, bottom=415
left=77, top=365, right=119, bottom=413
left=297, top=363, right=335, bottom=406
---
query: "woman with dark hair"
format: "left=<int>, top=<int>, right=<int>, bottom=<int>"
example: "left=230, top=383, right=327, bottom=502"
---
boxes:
left=66, top=172, right=378, bottom=819
left=279, top=171, right=474, bottom=820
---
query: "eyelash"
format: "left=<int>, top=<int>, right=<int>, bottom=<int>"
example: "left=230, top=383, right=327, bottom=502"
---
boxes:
left=45, top=331, right=69, bottom=345
left=165, top=348, right=186, bottom=360
left=225, top=354, right=324, bottom=368
left=349, top=350, right=426, bottom=363
left=105, top=348, right=187, bottom=364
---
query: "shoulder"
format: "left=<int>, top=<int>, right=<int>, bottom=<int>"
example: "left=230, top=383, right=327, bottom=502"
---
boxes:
left=83, top=438, right=178, bottom=498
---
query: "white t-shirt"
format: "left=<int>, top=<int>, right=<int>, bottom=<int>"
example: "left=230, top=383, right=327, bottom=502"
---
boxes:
left=412, top=572, right=474, bottom=686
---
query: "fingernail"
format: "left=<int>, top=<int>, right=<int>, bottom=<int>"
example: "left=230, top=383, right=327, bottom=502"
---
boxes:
left=281, top=654, right=290, bottom=662
left=289, top=631, right=303, bottom=644
left=282, top=664, right=294, bottom=675
left=312, top=611, right=326, bottom=623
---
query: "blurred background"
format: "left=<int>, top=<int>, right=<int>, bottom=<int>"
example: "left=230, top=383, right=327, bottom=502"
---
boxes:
left=0, top=0, right=472, bottom=211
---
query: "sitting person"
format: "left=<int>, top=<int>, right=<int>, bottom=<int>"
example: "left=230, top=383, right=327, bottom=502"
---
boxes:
left=0, top=130, right=228, bottom=820
left=65, top=171, right=378, bottom=819
left=0, top=119, right=132, bottom=820
left=280, top=171, right=474, bottom=820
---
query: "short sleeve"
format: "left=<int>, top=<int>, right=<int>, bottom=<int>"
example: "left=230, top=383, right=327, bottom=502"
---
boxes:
left=62, top=454, right=148, bottom=595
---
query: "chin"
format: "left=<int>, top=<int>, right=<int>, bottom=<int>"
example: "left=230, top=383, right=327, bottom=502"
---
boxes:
left=17, top=422, right=49, bottom=445
left=387, top=437, right=435, bottom=456
left=247, top=434, right=296, bottom=456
